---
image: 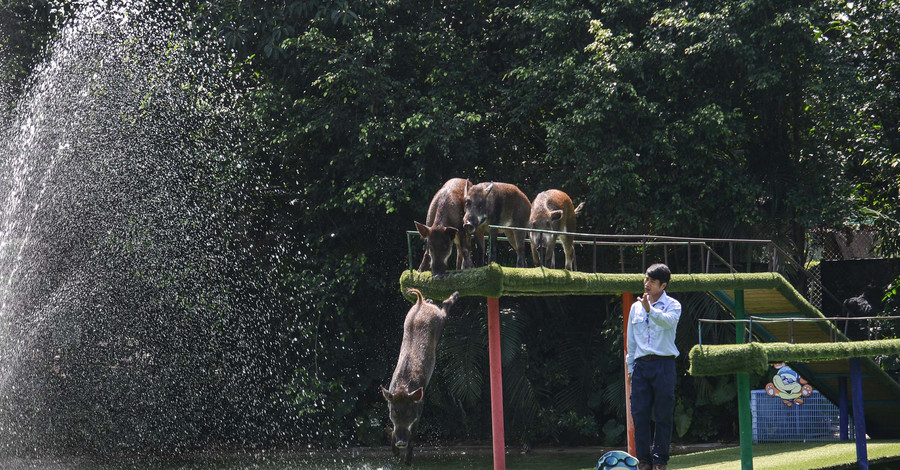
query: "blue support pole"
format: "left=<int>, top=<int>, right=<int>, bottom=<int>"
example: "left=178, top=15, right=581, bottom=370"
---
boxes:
left=850, top=358, right=868, bottom=470
left=839, top=376, right=849, bottom=441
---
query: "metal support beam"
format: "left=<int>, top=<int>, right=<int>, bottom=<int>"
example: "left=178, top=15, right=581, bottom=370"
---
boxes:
left=839, top=376, right=849, bottom=441
left=623, top=292, right=635, bottom=456
left=487, top=297, right=506, bottom=470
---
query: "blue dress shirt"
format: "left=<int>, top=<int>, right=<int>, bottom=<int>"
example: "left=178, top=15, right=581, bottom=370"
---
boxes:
left=625, top=291, right=682, bottom=375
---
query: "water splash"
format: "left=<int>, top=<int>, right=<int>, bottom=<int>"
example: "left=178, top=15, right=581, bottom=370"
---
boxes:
left=0, top=1, right=303, bottom=457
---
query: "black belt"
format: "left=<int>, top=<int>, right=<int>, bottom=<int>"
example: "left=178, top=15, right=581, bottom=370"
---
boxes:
left=637, top=354, right=675, bottom=362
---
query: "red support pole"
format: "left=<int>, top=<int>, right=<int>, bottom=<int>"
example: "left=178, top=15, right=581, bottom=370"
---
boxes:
left=623, top=292, right=635, bottom=456
left=487, top=296, right=506, bottom=470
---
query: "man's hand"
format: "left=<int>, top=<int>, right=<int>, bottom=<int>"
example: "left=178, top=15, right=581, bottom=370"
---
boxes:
left=639, top=293, right=651, bottom=312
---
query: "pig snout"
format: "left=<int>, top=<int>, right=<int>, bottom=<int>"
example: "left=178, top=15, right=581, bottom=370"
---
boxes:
left=463, top=212, right=481, bottom=233
left=430, top=257, right=449, bottom=276
left=393, top=425, right=413, bottom=447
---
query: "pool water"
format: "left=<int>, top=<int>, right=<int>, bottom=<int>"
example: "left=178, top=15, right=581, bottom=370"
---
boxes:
left=0, top=450, right=602, bottom=470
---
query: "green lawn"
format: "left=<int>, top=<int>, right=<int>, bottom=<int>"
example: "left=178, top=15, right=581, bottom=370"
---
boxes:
left=670, top=440, right=900, bottom=470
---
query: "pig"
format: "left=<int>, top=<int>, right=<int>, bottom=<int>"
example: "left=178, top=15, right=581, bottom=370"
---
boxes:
left=381, top=288, right=459, bottom=465
left=529, top=189, right=585, bottom=270
left=414, top=178, right=473, bottom=276
left=462, top=181, right=532, bottom=268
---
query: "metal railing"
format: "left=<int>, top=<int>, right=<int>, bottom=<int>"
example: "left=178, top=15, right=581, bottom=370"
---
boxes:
left=408, top=226, right=774, bottom=273
left=406, top=224, right=843, bottom=312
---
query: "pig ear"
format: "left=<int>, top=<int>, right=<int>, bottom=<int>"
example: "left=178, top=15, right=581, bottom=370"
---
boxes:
left=409, top=387, right=424, bottom=402
left=485, top=182, right=494, bottom=195
left=415, top=221, right=430, bottom=239
left=550, top=210, right=564, bottom=221
left=381, top=385, right=393, bottom=402
left=464, top=180, right=470, bottom=197
left=574, top=201, right=585, bottom=215
left=444, top=227, right=458, bottom=240
left=442, top=291, right=459, bottom=310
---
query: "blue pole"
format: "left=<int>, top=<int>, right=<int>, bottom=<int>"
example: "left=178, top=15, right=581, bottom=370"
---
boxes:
left=839, top=376, right=848, bottom=441
left=850, top=358, right=868, bottom=470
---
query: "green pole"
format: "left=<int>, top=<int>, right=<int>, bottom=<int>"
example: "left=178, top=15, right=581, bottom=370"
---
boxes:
left=735, top=290, right=753, bottom=470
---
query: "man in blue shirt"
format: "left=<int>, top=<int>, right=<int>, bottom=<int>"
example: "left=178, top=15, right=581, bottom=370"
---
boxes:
left=626, top=263, right=681, bottom=470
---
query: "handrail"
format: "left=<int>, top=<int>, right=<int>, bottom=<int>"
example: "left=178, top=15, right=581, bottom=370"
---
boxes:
left=483, top=225, right=842, bottom=312
left=406, top=224, right=843, bottom=314
left=483, top=225, right=770, bottom=275
left=485, top=225, right=774, bottom=244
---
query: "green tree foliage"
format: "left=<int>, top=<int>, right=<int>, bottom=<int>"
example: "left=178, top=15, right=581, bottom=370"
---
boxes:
left=562, top=1, right=870, bottom=251
left=823, top=1, right=900, bottom=256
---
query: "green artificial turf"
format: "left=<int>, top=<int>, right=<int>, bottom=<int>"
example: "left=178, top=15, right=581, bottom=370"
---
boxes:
left=689, top=340, right=900, bottom=377
left=669, top=440, right=900, bottom=470
left=399, top=264, right=794, bottom=301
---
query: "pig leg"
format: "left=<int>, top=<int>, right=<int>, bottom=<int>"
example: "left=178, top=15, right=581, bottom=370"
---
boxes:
left=530, top=240, right=542, bottom=268
left=454, top=234, right=472, bottom=270
left=472, top=226, right=487, bottom=266
left=506, top=230, right=527, bottom=268
left=546, top=235, right=557, bottom=269
left=418, top=251, right=431, bottom=272
left=561, top=233, right=576, bottom=271
left=457, top=231, right=473, bottom=269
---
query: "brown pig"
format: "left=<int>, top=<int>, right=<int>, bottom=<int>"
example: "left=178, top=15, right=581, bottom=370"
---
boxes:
left=529, top=189, right=584, bottom=270
left=381, top=288, right=459, bottom=465
left=462, top=181, right=532, bottom=268
left=415, top=178, right=472, bottom=275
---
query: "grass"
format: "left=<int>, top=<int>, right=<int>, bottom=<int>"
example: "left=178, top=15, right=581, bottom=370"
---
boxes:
left=670, top=440, right=900, bottom=470
left=409, top=440, right=900, bottom=470
left=287, top=440, right=900, bottom=469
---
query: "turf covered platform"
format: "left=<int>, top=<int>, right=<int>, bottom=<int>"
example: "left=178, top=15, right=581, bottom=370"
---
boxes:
left=399, top=263, right=798, bottom=300
left=400, top=263, right=900, bottom=438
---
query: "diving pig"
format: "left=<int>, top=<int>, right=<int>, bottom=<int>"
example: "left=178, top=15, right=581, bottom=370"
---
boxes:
left=381, top=288, right=459, bottom=465
left=415, top=178, right=472, bottom=275
left=529, top=189, right=585, bottom=270
left=462, top=181, right=532, bottom=268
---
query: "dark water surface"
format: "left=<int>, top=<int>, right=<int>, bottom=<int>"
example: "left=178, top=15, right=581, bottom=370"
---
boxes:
left=0, top=449, right=601, bottom=470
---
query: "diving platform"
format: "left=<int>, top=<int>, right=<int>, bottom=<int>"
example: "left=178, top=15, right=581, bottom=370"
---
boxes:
left=399, top=228, right=896, bottom=470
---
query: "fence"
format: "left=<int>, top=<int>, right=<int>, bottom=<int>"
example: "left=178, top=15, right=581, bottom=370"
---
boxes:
left=751, top=390, right=852, bottom=443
